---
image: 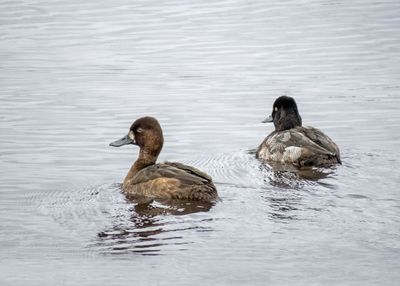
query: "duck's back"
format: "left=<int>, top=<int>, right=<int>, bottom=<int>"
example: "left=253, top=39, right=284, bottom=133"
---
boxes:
left=124, top=162, right=218, bottom=201
left=256, top=126, right=340, bottom=167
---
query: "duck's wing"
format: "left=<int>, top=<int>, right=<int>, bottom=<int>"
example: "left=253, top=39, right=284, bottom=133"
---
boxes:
left=129, top=163, right=217, bottom=201
left=287, top=127, right=340, bottom=166
left=164, top=162, right=213, bottom=182
left=298, top=126, right=340, bottom=158
left=132, top=162, right=212, bottom=185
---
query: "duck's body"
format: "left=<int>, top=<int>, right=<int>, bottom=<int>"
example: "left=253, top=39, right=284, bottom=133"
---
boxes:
left=256, top=96, right=340, bottom=167
left=257, top=126, right=340, bottom=167
left=110, top=117, right=218, bottom=202
left=123, top=161, right=217, bottom=201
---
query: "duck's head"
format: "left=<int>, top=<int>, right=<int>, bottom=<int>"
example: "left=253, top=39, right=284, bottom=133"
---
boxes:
left=110, top=116, right=164, bottom=156
left=262, top=96, right=302, bottom=131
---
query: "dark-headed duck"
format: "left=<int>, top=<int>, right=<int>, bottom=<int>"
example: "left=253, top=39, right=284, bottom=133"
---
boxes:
left=110, top=116, right=218, bottom=202
left=256, top=96, right=341, bottom=167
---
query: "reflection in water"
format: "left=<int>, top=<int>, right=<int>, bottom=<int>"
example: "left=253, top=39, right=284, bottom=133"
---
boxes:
left=257, top=161, right=339, bottom=221
left=259, top=160, right=338, bottom=187
left=131, top=199, right=215, bottom=217
left=95, top=198, right=214, bottom=255
left=266, top=193, right=301, bottom=221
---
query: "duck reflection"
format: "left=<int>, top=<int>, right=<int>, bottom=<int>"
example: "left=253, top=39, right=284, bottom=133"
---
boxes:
left=260, top=161, right=337, bottom=187
left=131, top=198, right=215, bottom=217
left=257, top=162, right=338, bottom=221
left=96, top=198, right=214, bottom=255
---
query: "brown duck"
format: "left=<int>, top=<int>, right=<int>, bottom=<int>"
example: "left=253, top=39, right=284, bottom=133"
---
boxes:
left=256, top=96, right=341, bottom=167
left=110, top=116, right=218, bottom=202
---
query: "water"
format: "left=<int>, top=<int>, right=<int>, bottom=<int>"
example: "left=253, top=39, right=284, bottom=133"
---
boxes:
left=1, top=0, right=400, bottom=284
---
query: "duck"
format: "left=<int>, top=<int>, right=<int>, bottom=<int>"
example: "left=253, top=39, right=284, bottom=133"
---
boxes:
left=256, top=96, right=341, bottom=167
left=110, top=116, right=218, bottom=202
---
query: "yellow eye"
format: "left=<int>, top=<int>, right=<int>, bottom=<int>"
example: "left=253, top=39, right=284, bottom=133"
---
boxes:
left=136, top=128, right=144, bottom=133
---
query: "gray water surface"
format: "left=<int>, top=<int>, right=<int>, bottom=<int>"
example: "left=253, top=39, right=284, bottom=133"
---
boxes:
left=1, top=0, right=400, bottom=285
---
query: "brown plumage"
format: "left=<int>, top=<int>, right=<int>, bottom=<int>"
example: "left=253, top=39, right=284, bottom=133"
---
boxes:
left=110, top=116, right=218, bottom=202
left=256, top=96, right=341, bottom=167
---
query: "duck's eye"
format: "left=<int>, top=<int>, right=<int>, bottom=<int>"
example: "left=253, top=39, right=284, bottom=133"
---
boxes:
left=136, top=127, right=144, bottom=133
left=128, top=130, right=134, bottom=140
left=274, top=107, right=278, bottom=112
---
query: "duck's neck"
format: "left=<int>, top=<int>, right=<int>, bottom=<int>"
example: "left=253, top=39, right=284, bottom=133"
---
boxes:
left=123, top=149, right=158, bottom=189
left=275, top=112, right=302, bottom=132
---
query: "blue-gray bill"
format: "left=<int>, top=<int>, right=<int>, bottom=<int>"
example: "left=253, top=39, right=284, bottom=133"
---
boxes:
left=109, top=134, right=134, bottom=147
left=262, top=115, right=273, bottom=123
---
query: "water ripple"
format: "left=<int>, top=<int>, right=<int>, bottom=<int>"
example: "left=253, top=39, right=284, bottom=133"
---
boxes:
left=1, top=0, right=400, bottom=284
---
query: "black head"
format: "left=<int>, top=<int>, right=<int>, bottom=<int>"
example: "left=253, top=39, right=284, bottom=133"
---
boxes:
left=262, top=96, right=302, bottom=131
left=110, top=116, right=164, bottom=155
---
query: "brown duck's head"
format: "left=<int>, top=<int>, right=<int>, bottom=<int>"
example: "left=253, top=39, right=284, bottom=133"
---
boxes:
left=262, top=96, right=302, bottom=131
left=110, top=116, right=164, bottom=156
